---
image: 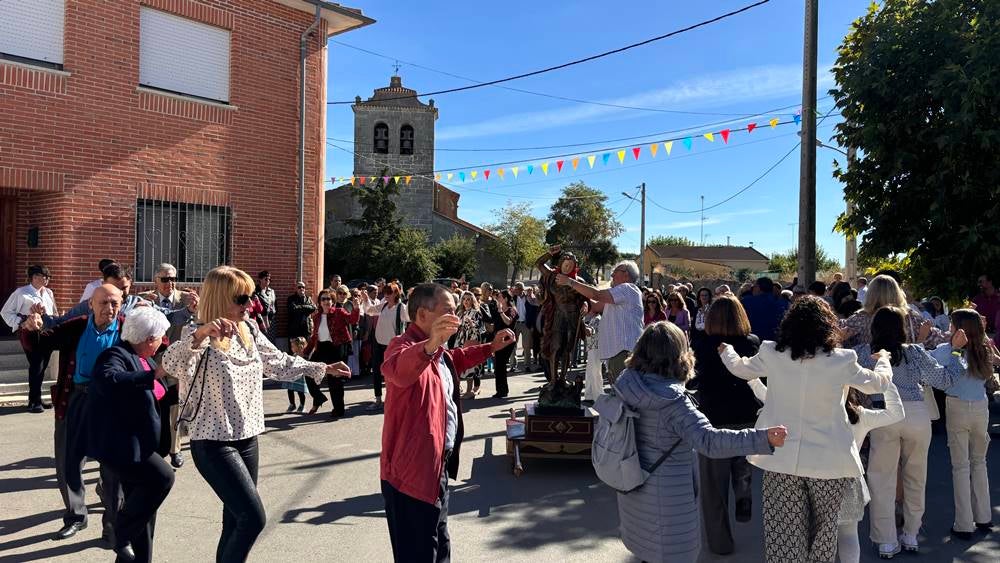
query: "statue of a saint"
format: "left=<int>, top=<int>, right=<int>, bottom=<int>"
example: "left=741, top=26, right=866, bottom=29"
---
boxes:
left=535, top=245, right=588, bottom=384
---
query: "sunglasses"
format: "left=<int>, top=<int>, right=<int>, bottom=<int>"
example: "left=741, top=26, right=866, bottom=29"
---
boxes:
left=233, top=294, right=251, bottom=306
left=160, top=276, right=177, bottom=283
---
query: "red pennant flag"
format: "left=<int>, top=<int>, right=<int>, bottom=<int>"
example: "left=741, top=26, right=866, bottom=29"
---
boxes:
left=484, top=169, right=491, bottom=180
left=556, top=160, right=564, bottom=172
left=747, top=122, right=757, bottom=133
left=720, top=129, right=731, bottom=144
left=359, top=176, right=366, bottom=185
left=632, top=147, right=641, bottom=160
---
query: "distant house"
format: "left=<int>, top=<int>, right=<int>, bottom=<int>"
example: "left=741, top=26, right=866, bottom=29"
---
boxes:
left=643, top=245, right=770, bottom=278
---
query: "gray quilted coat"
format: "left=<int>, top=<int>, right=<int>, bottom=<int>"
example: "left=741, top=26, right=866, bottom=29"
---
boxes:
left=613, top=369, right=773, bottom=563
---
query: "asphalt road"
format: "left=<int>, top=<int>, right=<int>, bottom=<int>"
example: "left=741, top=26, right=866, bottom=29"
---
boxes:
left=0, top=365, right=998, bottom=562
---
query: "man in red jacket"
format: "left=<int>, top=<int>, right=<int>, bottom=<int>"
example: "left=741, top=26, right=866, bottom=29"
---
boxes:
left=381, top=283, right=514, bottom=562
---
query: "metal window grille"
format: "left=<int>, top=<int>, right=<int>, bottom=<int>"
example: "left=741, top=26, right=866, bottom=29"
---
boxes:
left=374, top=123, right=389, bottom=154
left=400, top=125, right=414, bottom=155
left=135, top=198, right=231, bottom=283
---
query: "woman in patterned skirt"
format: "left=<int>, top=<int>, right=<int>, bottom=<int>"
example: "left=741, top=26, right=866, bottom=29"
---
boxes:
left=455, top=291, right=486, bottom=398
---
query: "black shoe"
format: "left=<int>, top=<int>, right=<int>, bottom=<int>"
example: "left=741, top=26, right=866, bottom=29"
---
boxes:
left=42, top=402, right=52, bottom=409
left=491, top=393, right=508, bottom=399
left=114, top=543, right=136, bottom=562
left=735, top=499, right=752, bottom=523
left=329, top=411, right=344, bottom=420
left=53, top=521, right=87, bottom=540
left=975, top=522, right=994, bottom=533
left=170, top=452, right=184, bottom=468
left=950, top=527, right=973, bottom=541
left=28, top=403, right=44, bottom=413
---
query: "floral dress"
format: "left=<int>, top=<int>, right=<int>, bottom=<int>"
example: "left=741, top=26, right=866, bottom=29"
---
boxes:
left=455, top=308, right=486, bottom=380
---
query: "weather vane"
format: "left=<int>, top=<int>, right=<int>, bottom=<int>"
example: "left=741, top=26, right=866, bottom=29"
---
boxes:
left=393, top=60, right=400, bottom=75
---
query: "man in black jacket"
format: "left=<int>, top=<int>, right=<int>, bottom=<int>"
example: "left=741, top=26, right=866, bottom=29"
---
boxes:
left=286, top=281, right=317, bottom=351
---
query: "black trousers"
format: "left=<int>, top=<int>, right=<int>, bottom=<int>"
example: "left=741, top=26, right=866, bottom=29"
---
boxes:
left=382, top=456, right=451, bottom=562
left=19, top=330, right=51, bottom=406
left=373, top=343, right=387, bottom=399
left=191, top=437, right=265, bottom=563
left=493, top=344, right=513, bottom=396
left=60, top=387, right=121, bottom=530
left=311, top=341, right=348, bottom=415
left=699, top=453, right=753, bottom=555
left=111, top=453, right=175, bottom=562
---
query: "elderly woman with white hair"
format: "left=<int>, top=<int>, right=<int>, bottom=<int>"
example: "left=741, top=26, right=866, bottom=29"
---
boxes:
left=86, top=306, right=176, bottom=563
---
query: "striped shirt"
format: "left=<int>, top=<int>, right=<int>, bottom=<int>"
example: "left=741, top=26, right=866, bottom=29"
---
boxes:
left=598, top=282, right=643, bottom=360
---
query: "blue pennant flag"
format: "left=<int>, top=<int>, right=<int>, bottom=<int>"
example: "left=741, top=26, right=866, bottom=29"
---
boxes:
left=527, top=164, right=534, bottom=175
left=602, top=153, right=610, bottom=165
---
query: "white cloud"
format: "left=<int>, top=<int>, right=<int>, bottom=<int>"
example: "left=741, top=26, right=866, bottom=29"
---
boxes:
left=624, top=208, right=772, bottom=232
left=437, top=64, right=835, bottom=141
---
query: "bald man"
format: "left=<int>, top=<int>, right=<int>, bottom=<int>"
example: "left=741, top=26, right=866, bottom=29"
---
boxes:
left=22, top=284, right=125, bottom=541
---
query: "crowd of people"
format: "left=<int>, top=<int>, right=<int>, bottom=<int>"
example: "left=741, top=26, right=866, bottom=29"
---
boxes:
left=2, top=255, right=999, bottom=562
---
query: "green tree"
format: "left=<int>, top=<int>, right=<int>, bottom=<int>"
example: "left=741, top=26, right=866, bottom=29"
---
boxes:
left=646, top=235, right=695, bottom=247
left=433, top=234, right=478, bottom=281
left=485, top=202, right=547, bottom=284
left=545, top=182, right=623, bottom=275
left=384, top=227, right=439, bottom=286
left=831, top=0, right=1000, bottom=300
left=768, top=246, right=841, bottom=276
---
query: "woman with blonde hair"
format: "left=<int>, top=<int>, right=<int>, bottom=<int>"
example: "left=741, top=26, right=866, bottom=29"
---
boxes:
left=613, top=321, right=787, bottom=563
left=842, top=275, right=946, bottom=348
left=162, top=266, right=350, bottom=563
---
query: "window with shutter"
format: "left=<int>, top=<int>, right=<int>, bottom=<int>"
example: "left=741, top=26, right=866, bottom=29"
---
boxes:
left=139, top=7, right=231, bottom=103
left=0, top=0, right=65, bottom=69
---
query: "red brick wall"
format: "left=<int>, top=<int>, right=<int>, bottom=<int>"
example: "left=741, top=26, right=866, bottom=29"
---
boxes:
left=0, top=0, right=330, bottom=331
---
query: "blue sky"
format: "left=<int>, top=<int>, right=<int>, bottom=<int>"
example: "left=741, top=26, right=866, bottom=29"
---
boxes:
left=324, top=0, right=874, bottom=262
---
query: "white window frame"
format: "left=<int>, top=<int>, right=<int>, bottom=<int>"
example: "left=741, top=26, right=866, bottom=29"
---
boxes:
left=0, top=0, right=65, bottom=69
left=139, top=7, right=231, bottom=103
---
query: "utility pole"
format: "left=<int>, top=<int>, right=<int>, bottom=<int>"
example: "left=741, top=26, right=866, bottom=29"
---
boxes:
left=622, top=182, right=647, bottom=284
left=844, top=146, right=858, bottom=281
left=797, top=0, right=819, bottom=285
left=727, top=235, right=731, bottom=246
left=700, top=195, right=705, bottom=246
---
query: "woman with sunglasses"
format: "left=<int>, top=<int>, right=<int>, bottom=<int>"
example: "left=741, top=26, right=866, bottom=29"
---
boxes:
left=303, top=288, right=360, bottom=419
left=665, top=291, right=691, bottom=335
left=643, top=293, right=667, bottom=327
left=162, top=267, right=350, bottom=563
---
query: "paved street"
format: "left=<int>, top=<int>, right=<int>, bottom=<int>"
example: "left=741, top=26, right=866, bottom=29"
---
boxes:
left=0, top=366, right=998, bottom=562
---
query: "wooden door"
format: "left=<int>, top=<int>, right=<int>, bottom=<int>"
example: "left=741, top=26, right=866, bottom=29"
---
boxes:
left=0, top=197, right=16, bottom=338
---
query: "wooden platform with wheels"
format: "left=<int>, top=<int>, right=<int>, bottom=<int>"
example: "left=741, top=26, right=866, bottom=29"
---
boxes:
left=505, top=402, right=596, bottom=476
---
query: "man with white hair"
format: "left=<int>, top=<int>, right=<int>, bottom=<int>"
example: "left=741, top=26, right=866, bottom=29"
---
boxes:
left=556, top=259, right=643, bottom=384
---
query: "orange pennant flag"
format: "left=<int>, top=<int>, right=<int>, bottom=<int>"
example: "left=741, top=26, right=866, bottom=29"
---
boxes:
left=664, top=141, right=673, bottom=156
left=350, top=176, right=356, bottom=185
left=405, top=176, right=412, bottom=185
left=498, top=168, right=505, bottom=179
left=587, top=155, right=596, bottom=169
left=541, top=162, right=549, bottom=175
left=571, top=157, right=580, bottom=170
left=703, top=132, right=715, bottom=142
left=649, top=143, right=659, bottom=158
left=434, top=174, right=441, bottom=181
left=769, top=118, right=780, bottom=128
left=616, top=150, right=626, bottom=164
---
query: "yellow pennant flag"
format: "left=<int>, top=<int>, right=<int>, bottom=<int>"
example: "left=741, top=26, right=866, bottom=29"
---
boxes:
left=541, top=162, right=549, bottom=175
left=447, top=173, right=454, bottom=181
left=571, top=157, right=580, bottom=170
left=664, top=141, right=673, bottom=156
left=393, top=176, right=400, bottom=184
left=498, top=168, right=505, bottom=179
left=434, top=174, right=441, bottom=181
left=405, top=176, right=412, bottom=185
left=369, top=176, right=376, bottom=184
left=471, top=170, right=478, bottom=180
left=703, top=132, right=715, bottom=142
left=616, top=150, right=626, bottom=164
left=769, top=117, right=780, bottom=128
left=587, top=155, right=596, bottom=169
left=512, top=166, right=519, bottom=179
left=649, top=143, right=659, bottom=158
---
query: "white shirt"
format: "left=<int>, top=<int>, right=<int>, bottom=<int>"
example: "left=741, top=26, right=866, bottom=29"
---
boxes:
left=597, top=283, right=643, bottom=360
left=318, top=314, right=332, bottom=342
left=857, top=286, right=868, bottom=304
left=162, top=324, right=327, bottom=441
left=721, top=341, right=892, bottom=480
left=79, top=279, right=103, bottom=302
left=438, top=357, right=458, bottom=449
left=375, top=302, right=409, bottom=346
left=2, top=284, right=57, bottom=330
left=515, top=295, right=527, bottom=322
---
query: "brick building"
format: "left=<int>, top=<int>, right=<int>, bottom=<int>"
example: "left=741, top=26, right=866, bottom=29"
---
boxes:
left=325, top=75, right=508, bottom=283
left=0, top=0, right=374, bottom=331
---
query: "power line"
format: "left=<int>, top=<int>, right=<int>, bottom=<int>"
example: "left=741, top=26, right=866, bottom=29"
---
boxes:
left=328, top=0, right=771, bottom=105
left=330, top=37, right=795, bottom=118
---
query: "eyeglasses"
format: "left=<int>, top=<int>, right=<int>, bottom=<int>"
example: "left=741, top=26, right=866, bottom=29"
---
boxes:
left=233, top=294, right=251, bottom=306
left=159, top=277, right=177, bottom=283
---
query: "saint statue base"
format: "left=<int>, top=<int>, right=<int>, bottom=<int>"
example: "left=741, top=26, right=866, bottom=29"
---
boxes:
left=505, top=401, right=596, bottom=477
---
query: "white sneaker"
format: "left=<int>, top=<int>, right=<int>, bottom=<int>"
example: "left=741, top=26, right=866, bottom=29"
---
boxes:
left=898, top=532, right=919, bottom=552
left=877, top=542, right=901, bottom=559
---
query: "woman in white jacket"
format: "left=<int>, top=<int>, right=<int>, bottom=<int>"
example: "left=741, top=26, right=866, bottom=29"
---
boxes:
left=719, top=295, right=893, bottom=563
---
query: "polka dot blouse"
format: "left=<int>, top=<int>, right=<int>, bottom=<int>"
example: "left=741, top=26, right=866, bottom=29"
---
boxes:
left=163, top=324, right=328, bottom=441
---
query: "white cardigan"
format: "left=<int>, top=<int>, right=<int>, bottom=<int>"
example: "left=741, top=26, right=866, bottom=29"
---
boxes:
left=720, top=341, right=893, bottom=480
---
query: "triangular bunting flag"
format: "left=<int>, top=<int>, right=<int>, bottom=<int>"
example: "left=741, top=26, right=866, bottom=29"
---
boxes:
left=541, top=162, right=549, bottom=175
left=484, top=170, right=490, bottom=180
left=369, top=176, right=376, bottom=184
left=571, top=157, right=580, bottom=170
left=650, top=143, right=659, bottom=158
left=587, top=155, right=596, bottom=168
left=747, top=122, right=757, bottom=134
left=358, top=176, right=366, bottom=185
left=632, top=147, right=641, bottom=160
left=703, top=132, right=715, bottom=143
left=405, top=176, right=412, bottom=185
left=769, top=118, right=780, bottom=128
left=527, top=164, right=534, bottom=175
left=793, top=113, right=802, bottom=125
left=350, top=176, right=356, bottom=185
left=459, top=172, right=466, bottom=182
left=616, top=150, right=626, bottom=164
left=435, top=174, right=442, bottom=181
left=512, top=166, right=519, bottom=178
left=720, top=129, right=730, bottom=144
left=556, top=160, right=564, bottom=172
left=470, top=170, right=478, bottom=180
left=664, top=141, right=673, bottom=156
left=447, top=173, right=454, bottom=181
left=602, top=153, right=611, bottom=165
left=498, top=168, right=506, bottom=179
left=382, top=176, right=390, bottom=184
left=682, top=137, right=693, bottom=151
left=393, top=176, right=400, bottom=184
